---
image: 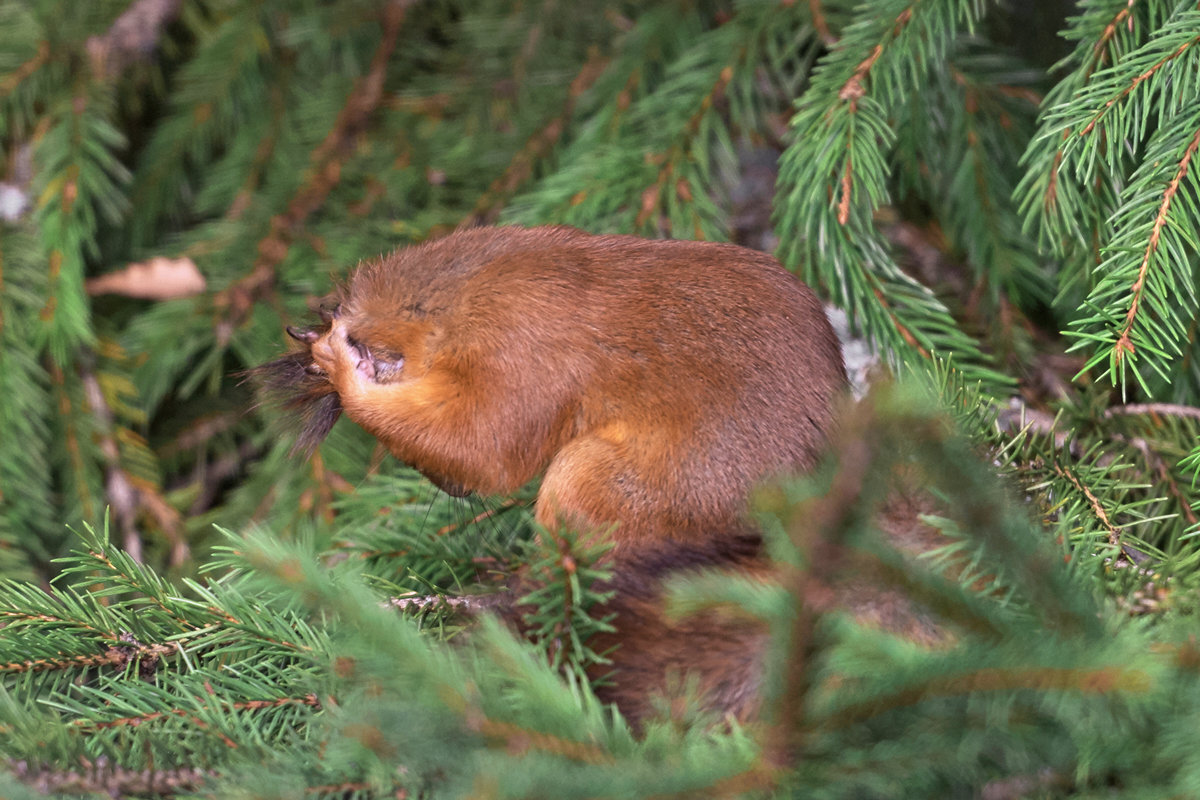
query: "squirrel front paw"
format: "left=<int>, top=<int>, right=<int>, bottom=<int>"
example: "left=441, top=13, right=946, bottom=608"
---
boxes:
left=311, top=321, right=378, bottom=392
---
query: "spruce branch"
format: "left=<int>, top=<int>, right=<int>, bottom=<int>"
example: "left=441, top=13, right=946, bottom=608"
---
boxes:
left=32, top=86, right=128, bottom=364
left=0, top=232, right=53, bottom=576
left=892, top=45, right=1048, bottom=312
left=1067, top=109, right=1200, bottom=394
left=506, top=3, right=814, bottom=239
left=125, top=7, right=271, bottom=247
left=775, top=0, right=1003, bottom=387
left=821, top=662, right=1152, bottom=731
left=0, top=633, right=176, bottom=679
left=47, top=362, right=103, bottom=525
left=517, top=526, right=615, bottom=678
left=1018, top=3, right=1199, bottom=263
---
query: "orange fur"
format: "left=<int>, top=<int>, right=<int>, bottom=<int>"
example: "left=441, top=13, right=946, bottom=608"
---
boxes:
left=288, top=225, right=846, bottom=549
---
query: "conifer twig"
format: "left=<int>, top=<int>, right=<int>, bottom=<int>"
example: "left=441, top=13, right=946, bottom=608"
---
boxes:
left=1053, top=461, right=1123, bottom=550
left=1112, top=126, right=1200, bottom=366
left=1080, top=36, right=1200, bottom=137
left=80, top=360, right=150, bottom=563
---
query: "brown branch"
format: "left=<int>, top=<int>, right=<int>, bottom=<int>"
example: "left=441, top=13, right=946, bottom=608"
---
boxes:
left=1038, top=4, right=1140, bottom=217
left=833, top=6, right=915, bottom=224
left=809, top=0, right=836, bottom=46
left=1043, top=128, right=1069, bottom=215
left=767, top=396, right=882, bottom=771
left=213, top=0, right=413, bottom=344
left=470, top=716, right=615, bottom=766
left=1112, top=432, right=1200, bottom=526
left=468, top=48, right=609, bottom=224
left=837, top=154, right=852, bottom=224
left=225, top=82, right=289, bottom=222
left=436, top=497, right=520, bottom=537
left=48, top=363, right=98, bottom=522
left=79, top=358, right=145, bottom=562
left=73, top=694, right=321, bottom=735
left=1085, top=3, right=1136, bottom=79
left=185, top=439, right=262, bottom=518
left=387, top=594, right=481, bottom=613
left=824, top=664, right=1151, bottom=730
left=0, top=40, right=49, bottom=96
left=0, top=641, right=176, bottom=675
left=75, top=355, right=188, bottom=566
left=837, top=7, right=913, bottom=104
left=1112, top=125, right=1200, bottom=364
left=870, top=285, right=931, bottom=358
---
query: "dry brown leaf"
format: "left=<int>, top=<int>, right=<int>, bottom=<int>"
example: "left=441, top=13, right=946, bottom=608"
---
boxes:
left=86, top=256, right=206, bottom=300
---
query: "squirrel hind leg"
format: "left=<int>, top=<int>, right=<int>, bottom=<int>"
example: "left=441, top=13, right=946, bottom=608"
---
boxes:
left=535, top=430, right=668, bottom=549
left=537, top=428, right=744, bottom=550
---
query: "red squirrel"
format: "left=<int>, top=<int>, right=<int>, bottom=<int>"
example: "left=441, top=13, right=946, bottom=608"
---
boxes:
left=256, top=225, right=849, bottom=724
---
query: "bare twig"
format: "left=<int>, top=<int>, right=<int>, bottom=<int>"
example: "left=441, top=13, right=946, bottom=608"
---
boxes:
left=79, top=359, right=144, bottom=562
left=1104, top=402, right=1200, bottom=422
left=87, top=0, right=184, bottom=80
left=9, top=758, right=210, bottom=797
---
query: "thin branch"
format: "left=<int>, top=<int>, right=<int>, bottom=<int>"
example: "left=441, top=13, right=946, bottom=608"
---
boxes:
left=809, top=0, right=836, bottom=46
left=71, top=694, right=321, bottom=735
left=824, top=664, right=1151, bottom=730
left=8, top=759, right=210, bottom=798
left=80, top=359, right=144, bottom=562
left=1053, top=461, right=1122, bottom=550
left=634, top=65, right=735, bottom=231
left=469, top=49, right=609, bottom=224
left=1085, top=3, right=1135, bottom=79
